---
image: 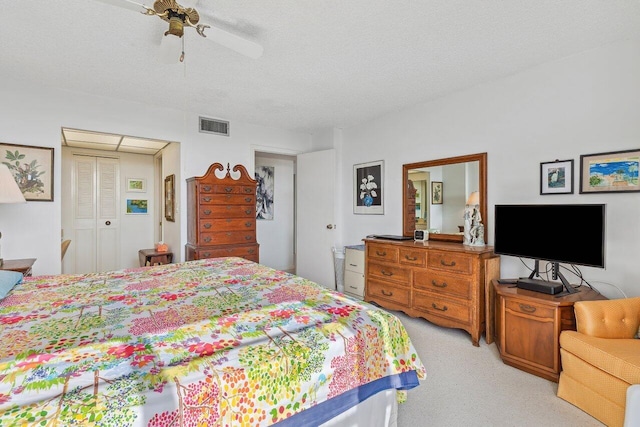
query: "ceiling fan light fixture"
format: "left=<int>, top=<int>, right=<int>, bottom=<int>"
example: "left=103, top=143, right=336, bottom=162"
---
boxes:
left=166, top=15, right=184, bottom=37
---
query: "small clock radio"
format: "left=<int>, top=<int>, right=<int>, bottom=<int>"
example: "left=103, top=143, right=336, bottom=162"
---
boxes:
left=414, top=230, right=429, bottom=242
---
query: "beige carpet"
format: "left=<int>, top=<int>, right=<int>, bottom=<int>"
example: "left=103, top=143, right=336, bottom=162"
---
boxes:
left=394, top=311, right=603, bottom=427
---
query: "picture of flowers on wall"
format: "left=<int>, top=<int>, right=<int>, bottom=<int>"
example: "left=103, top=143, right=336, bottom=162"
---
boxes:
left=126, top=199, right=148, bottom=214
left=580, top=149, right=640, bottom=194
left=0, top=142, right=54, bottom=201
left=354, top=160, right=384, bottom=214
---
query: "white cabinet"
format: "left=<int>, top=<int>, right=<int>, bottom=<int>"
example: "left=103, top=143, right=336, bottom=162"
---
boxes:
left=344, top=246, right=365, bottom=298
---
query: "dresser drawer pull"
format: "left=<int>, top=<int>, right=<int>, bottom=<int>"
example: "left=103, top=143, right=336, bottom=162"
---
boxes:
left=348, top=285, right=358, bottom=290
left=440, top=259, right=457, bottom=267
left=245, top=222, right=252, bottom=227
left=245, top=209, right=252, bottom=215
left=202, top=252, right=211, bottom=257
left=203, top=223, right=212, bottom=229
left=203, top=197, right=212, bottom=202
left=202, top=185, right=211, bottom=191
left=244, top=188, right=252, bottom=193
left=381, top=290, right=393, bottom=297
left=204, top=209, right=212, bottom=215
left=203, top=237, right=212, bottom=243
left=224, top=187, right=233, bottom=193
left=245, top=236, right=252, bottom=240
left=518, top=304, right=536, bottom=313
left=248, top=249, right=255, bottom=254
left=226, top=194, right=232, bottom=199
left=431, top=280, right=447, bottom=288
left=245, top=197, right=252, bottom=202
left=381, top=270, right=393, bottom=276
left=375, top=250, right=387, bottom=256
left=431, top=303, right=448, bottom=312
left=404, top=255, right=418, bottom=261
left=349, top=263, right=358, bottom=267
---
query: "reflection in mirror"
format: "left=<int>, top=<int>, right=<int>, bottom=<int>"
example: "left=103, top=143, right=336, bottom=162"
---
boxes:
left=403, top=153, right=487, bottom=243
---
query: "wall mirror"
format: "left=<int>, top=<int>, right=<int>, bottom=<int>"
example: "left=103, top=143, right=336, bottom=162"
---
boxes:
left=403, top=153, right=487, bottom=242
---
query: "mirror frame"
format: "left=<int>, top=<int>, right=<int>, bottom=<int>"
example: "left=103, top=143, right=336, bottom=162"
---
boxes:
left=403, top=152, right=487, bottom=243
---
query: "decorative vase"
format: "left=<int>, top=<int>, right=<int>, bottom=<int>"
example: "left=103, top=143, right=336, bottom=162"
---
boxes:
left=363, top=194, right=373, bottom=207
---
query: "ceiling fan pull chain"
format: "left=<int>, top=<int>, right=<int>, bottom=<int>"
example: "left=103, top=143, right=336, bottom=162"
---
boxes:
left=180, top=36, right=185, bottom=63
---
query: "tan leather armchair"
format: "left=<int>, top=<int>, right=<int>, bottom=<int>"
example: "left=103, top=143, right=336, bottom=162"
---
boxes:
left=557, top=297, right=640, bottom=427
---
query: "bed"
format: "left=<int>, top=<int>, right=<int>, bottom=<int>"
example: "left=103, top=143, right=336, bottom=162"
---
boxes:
left=0, top=257, right=425, bottom=426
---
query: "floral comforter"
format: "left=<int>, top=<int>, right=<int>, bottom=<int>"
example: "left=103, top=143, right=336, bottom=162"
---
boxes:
left=0, top=257, right=426, bottom=426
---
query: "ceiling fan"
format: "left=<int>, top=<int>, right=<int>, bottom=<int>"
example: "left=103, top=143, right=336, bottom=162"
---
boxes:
left=94, top=0, right=263, bottom=60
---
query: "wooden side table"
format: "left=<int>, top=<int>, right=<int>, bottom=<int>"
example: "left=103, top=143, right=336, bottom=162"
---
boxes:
left=138, top=249, right=173, bottom=267
left=0, top=258, right=36, bottom=277
left=493, top=280, right=606, bottom=382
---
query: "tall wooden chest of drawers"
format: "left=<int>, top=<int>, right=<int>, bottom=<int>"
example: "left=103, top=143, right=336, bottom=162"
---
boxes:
left=186, top=163, right=259, bottom=263
left=364, top=238, right=499, bottom=346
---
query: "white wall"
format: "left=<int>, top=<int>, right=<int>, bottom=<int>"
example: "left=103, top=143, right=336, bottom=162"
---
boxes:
left=339, top=38, right=640, bottom=298
left=255, top=154, right=295, bottom=271
left=0, top=80, right=311, bottom=275
left=160, top=142, right=181, bottom=261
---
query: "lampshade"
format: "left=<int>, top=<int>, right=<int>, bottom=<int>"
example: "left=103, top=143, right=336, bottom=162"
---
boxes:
left=0, top=163, right=26, bottom=203
left=466, top=191, right=480, bottom=206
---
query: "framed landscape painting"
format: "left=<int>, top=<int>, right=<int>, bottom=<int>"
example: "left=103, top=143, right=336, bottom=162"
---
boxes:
left=354, top=160, right=384, bottom=214
left=126, top=178, right=146, bottom=192
left=580, top=149, right=640, bottom=194
left=0, top=142, right=54, bottom=201
left=126, top=199, right=148, bottom=214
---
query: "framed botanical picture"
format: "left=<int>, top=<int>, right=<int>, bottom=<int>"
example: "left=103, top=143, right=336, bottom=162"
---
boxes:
left=164, top=174, right=175, bottom=222
left=126, top=178, right=146, bottom=192
left=354, top=160, right=384, bottom=214
left=0, top=142, right=54, bottom=201
left=540, top=159, right=573, bottom=195
left=431, top=181, right=443, bottom=205
left=580, top=149, right=640, bottom=194
left=126, top=199, right=148, bottom=214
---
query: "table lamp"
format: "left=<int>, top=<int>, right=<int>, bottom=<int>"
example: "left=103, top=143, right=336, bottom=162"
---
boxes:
left=0, top=163, right=27, bottom=265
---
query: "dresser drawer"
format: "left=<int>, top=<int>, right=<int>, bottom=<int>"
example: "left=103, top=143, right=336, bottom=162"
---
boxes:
left=413, top=291, right=470, bottom=324
left=367, top=243, right=399, bottom=263
left=199, top=218, right=256, bottom=232
left=368, top=261, right=411, bottom=283
left=414, top=271, right=472, bottom=299
left=399, top=248, right=426, bottom=267
left=193, top=244, right=259, bottom=260
left=199, top=184, right=255, bottom=195
left=344, top=270, right=365, bottom=297
left=427, top=250, right=474, bottom=275
left=505, top=299, right=555, bottom=320
left=345, top=248, right=365, bottom=274
left=199, top=194, right=255, bottom=205
left=199, top=205, right=254, bottom=218
left=198, top=231, right=257, bottom=245
left=367, top=279, right=411, bottom=307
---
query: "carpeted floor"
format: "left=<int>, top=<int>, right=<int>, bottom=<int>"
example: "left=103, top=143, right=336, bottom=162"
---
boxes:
left=393, top=311, right=604, bottom=426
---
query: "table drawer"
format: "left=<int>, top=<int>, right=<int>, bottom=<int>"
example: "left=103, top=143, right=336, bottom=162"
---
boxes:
left=198, top=231, right=257, bottom=245
left=367, top=244, right=398, bottom=263
left=505, top=299, right=555, bottom=320
left=399, top=248, right=426, bottom=267
left=199, top=218, right=256, bottom=232
left=413, top=271, right=472, bottom=299
left=345, top=248, right=365, bottom=274
left=368, top=261, right=411, bottom=283
left=199, top=205, right=254, bottom=218
left=413, top=291, right=470, bottom=324
left=199, top=194, right=255, bottom=205
left=427, top=250, right=473, bottom=275
left=367, top=279, right=411, bottom=307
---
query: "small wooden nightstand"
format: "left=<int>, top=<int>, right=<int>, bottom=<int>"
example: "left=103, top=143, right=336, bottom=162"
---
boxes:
left=138, top=249, right=173, bottom=267
left=0, top=258, right=36, bottom=277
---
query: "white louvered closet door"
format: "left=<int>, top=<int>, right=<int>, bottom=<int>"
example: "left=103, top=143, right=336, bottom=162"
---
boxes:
left=71, top=155, right=120, bottom=274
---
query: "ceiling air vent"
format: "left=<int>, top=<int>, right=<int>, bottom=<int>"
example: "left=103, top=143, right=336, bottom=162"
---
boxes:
left=199, top=117, right=230, bottom=136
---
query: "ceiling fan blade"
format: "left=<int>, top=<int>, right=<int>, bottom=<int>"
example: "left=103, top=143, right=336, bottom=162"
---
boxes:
left=92, top=0, right=149, bottom=13
left=205, top=26, right=264, bottom=59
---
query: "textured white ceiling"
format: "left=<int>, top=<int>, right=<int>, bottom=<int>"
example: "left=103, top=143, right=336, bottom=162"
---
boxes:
left=2, top=1, right=639, bottom=133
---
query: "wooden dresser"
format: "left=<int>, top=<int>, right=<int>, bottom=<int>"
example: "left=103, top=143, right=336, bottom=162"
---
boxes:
left=185, top=163, right=259, bottom=263
left=364, top=238, right=499, bottom=346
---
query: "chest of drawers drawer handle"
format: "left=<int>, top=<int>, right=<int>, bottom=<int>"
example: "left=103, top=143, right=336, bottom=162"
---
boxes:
left=245, top=222, right=252, bottom=227
left=431, top=303, right=448, bottom=312
left=245, top=197, right=252, bottom=202
left=244, top=188, right=252, bottom=193
left=431, top=280, right=447, bottom=288
left=248, top=249, right=255, bottom=254
left=202, top=185, right=211, bottom=191
left=518, top=304, right=536, bottom=313
left=381, top=290, right=393, bottom=296
left=203, top=237, right=212, bottom=242
left=404, top=255, right=418, bottom=261
left=440, top=259, right=457, bottom=267
left=204, top=223, right=212, bottom=229
left=349, top=263, right=358, bottom=267
left=204, top=209, right=212, bottom=215
left=245, top=235, right=252, bottom=240
left=226, top=219, right=232, bottom=223
left=203, top=197, right=212, bottom=202
left=376, top=250, right=387, bottom=256
left=224, top=187, right=233, bottom=193
left=202, top=252, right=211, bottom=257
left=245, top=209, right=252, bottom=215
left=381, top=270, right=393, bottom=276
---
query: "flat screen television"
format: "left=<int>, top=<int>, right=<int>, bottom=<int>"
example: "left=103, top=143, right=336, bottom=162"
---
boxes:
left=494, top=204, right=605, bottom=294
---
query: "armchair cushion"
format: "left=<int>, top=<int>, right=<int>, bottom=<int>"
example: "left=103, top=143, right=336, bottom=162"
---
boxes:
left=574, top=297, right=640, bottom=339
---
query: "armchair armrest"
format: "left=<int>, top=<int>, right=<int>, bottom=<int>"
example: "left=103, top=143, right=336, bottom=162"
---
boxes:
left=574, top=297, right=640, bottom=339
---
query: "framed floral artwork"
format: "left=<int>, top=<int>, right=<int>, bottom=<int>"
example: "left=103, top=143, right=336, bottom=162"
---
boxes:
left=354, top=160, right=384, bottom=214
left=0, top=142, right=54, bottom=201
left=580, top=149, right=640, bottom=194
left=431, top=181, right=443, bottom=205
left=540, top=159, right=573, bottom=195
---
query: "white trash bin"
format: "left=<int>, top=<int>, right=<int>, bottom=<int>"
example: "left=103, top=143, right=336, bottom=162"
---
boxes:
left=332, top=246, right=345, bottom=292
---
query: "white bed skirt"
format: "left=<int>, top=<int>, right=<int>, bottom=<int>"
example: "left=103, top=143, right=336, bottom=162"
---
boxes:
left=320, top=389, right=398, bottom=427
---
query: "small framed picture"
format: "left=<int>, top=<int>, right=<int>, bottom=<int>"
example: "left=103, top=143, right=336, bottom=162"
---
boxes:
left=0, top=142, right=54, bottom=201
left=126, top=199, right=148, bottom=214
left=354, top=160, right=384, bottom=214
left=540, top=159, right=573, bottom=195
left=126, top=178, right=146, bottom=192
left=580, top=149, right=640, bottom=194
left=431, top=181, right=443, bottom=205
